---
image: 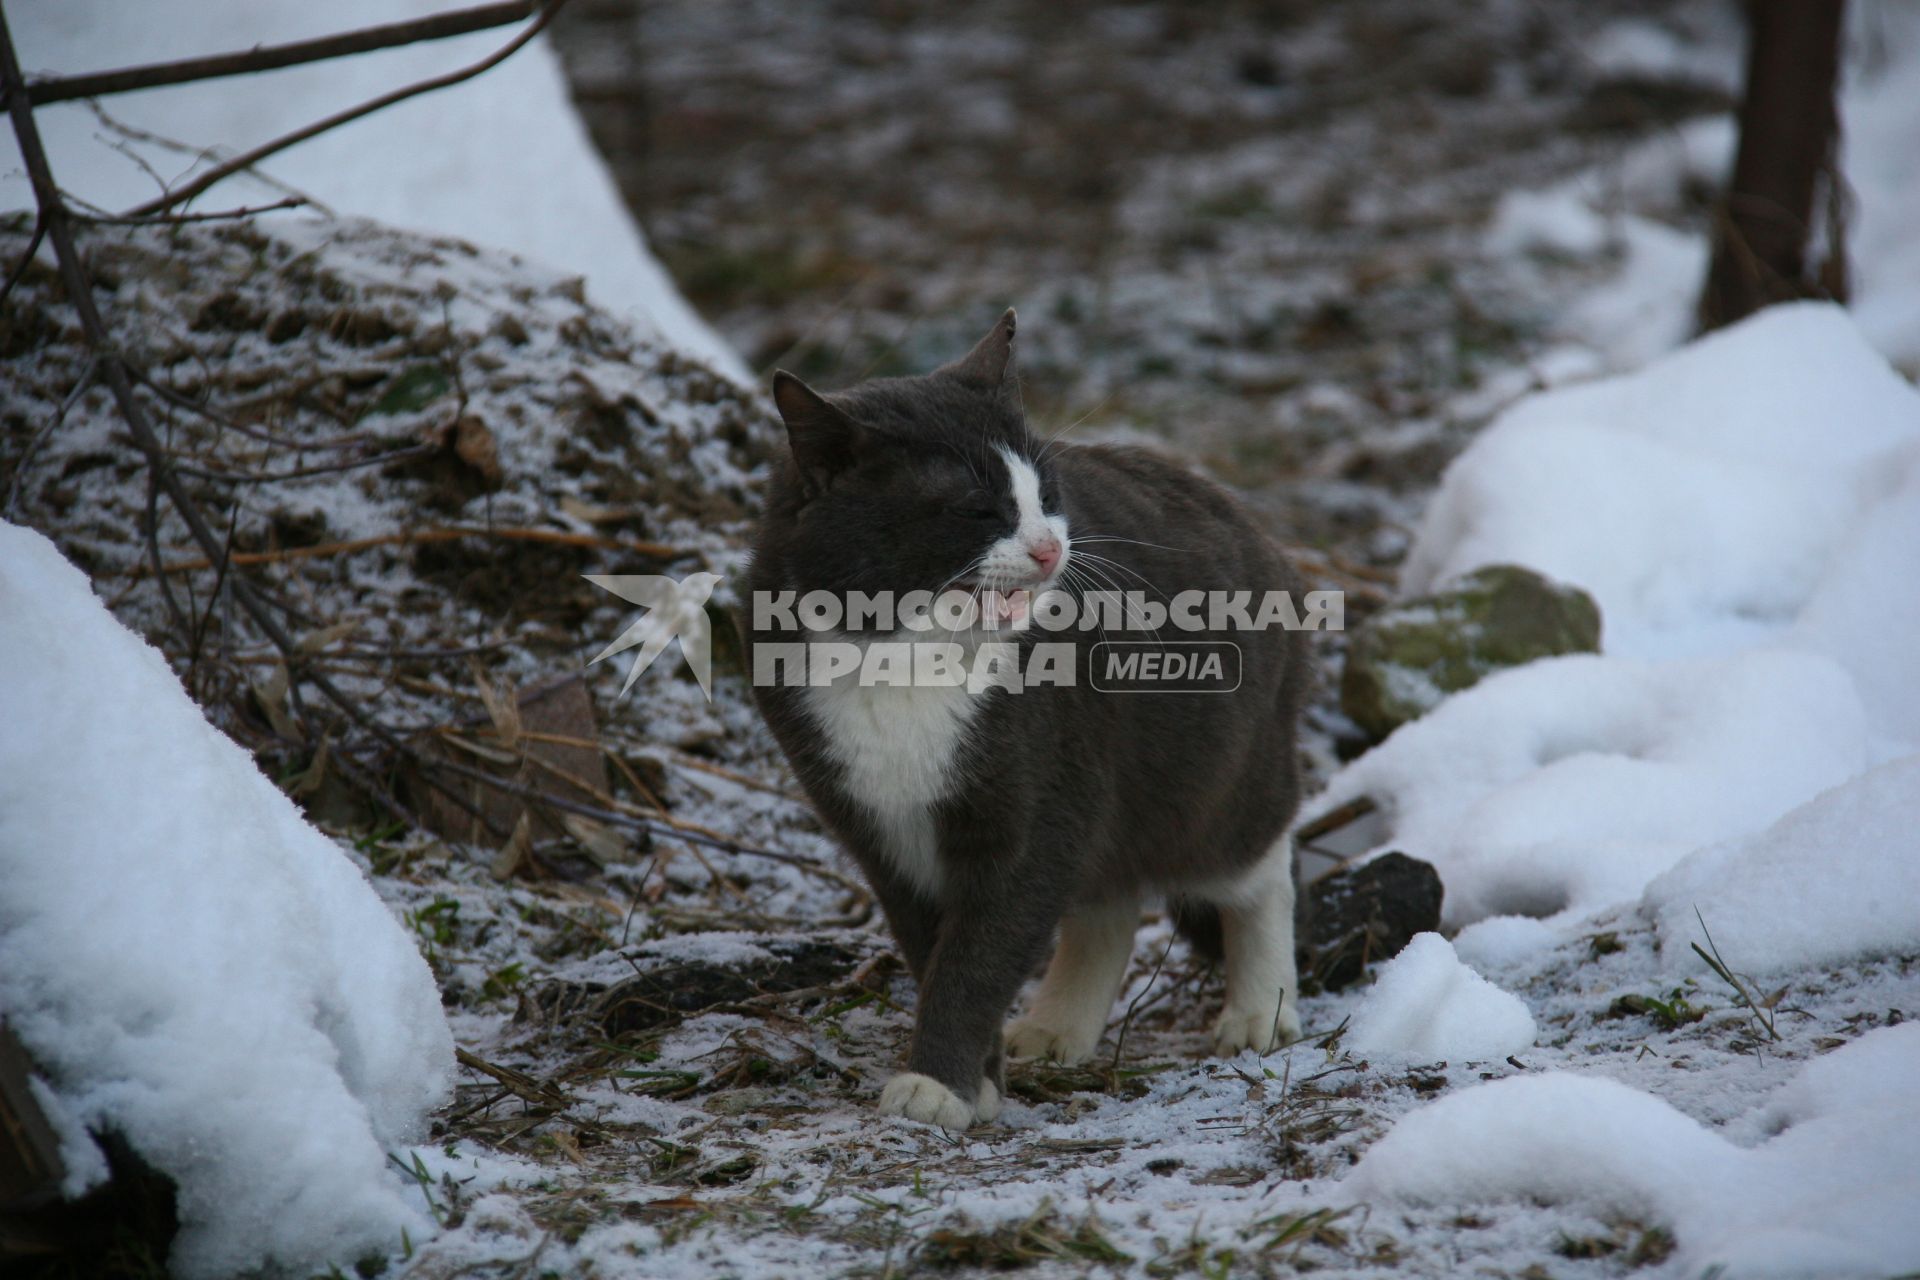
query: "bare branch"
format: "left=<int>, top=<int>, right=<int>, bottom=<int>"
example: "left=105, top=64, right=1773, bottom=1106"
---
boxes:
left=120, top=0, right=568, bottom=219
left=0, top=2, right=499, bottom=839
left=73, top=196, right=308, bottom=227
left=12, top=1, right=536, bottom=107
left=139, top=525, right=685, bottom=577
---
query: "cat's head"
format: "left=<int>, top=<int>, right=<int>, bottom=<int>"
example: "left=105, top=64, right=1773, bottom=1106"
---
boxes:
left=756, top=310, right=1071, bottom=623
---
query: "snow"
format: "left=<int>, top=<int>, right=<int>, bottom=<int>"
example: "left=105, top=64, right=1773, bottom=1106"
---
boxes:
left=1647, top=753, right=1920, bottom=976
left=1309, top=305, right=1920, bottom=936
left=0, top=0, right=748, bottom=381
left=1312, top=268, right=1920, bottom=1280
left=1489, top=4, right=1920, bottom=371
left=1402, top=304, right=1920, bottom=661
left=1343, top=934, right=1536, bottom=1062
left=1343, top=1026, right=1920, bottom=1278
left=2, top=9, right=1916, bottom=1267
left=1312, top=648, right=1870, bottom=927
left=0, top=522, right=453, bottom=1279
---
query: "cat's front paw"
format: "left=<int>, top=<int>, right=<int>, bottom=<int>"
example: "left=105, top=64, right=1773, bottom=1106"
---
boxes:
left=1006, top=1016, right=1102, bottom=1065
left=1211, top=1001, right=1302, bottom=1056
left=878, top=1072, right=998, bottom=1128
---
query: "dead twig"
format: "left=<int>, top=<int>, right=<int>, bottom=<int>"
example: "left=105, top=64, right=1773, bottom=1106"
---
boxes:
left=0, top=13, right=504, bottom=844
left=71, top=197, right=309, bottom=227
left=136, top=524, right=685, bottom=576
left=14, top=1, right=537, bottom=107
left=121, top=0, right=569, bottom=219
left=1690, top=907, right=1782, bottom=1042
left=0, top=207, right=43, bottom=307
left=454, top=1046, right=570, bottom=1111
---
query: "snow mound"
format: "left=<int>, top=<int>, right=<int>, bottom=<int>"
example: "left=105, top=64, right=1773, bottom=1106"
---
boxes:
left=1647, top=753, right=1920, bottom=975
left=1311, top=305, right=1920, bottom=931
left=0, top=523, right=453, bottom=1279
left=2, top=0, right=747, bottom=381
left=1344, top=933, right=1535, bottom=1061
left=1343, top=1027, right=1920, bottom=1278
left=1312, top=649, right=1868, bottom=926
left=1404, top=303, right=1920, bottom=660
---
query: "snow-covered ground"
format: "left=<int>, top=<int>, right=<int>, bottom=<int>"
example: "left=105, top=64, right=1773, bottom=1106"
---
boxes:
left=3, top=2, right=1918, bottom=1276
left=10, top=218, right=1914, bottom=1280
left=1, top=0, right=748, bottom=379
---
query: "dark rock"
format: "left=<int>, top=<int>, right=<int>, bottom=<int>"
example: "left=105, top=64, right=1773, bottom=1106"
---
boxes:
left=1303, top=851, right=1444, bottom=991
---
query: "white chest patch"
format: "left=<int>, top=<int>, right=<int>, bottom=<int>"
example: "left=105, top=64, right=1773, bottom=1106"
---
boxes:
left=801, top=674, right=987, bottom=897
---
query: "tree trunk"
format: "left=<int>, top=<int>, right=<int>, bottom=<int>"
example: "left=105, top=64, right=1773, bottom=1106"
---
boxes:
left=1697, top=0, right=1849, bottom=332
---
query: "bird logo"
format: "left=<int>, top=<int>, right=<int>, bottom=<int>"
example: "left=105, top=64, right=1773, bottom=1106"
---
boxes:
left=584, top=571, right=723, bottom=700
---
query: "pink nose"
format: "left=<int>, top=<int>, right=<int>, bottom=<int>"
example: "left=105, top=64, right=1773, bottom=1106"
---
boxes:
left=1028, top=538, right=1061, bottom=573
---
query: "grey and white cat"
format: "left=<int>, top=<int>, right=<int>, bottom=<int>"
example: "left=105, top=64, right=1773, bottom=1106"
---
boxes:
left=745, top=311, right=1307, bottom=1128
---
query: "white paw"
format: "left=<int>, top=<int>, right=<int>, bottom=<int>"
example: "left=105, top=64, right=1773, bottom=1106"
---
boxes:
left=1211, top=1001, right=1303, bottom=1056
left=878, top=1072, right=995, bottom=1128
left=1006, top=1016, right=1102, bottom=1065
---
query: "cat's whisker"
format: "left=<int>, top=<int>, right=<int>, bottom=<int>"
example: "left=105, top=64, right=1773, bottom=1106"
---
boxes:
left=1036, top=392, right=1112, bottom=465
left=1068, top=548, right=1166, bottom=596
left=1057, top=563, right=1115, bottom=650
left=1068, top=555, right=1170, bottom=650
left=1071, top=533, right=1195, bottom=554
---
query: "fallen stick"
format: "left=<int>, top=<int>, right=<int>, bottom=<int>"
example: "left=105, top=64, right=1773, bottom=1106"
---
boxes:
left=121, top=0, right=568, bottom=218
left=136, top=525, right=686, bottom=576
left=14, top=2, right=537, bottom=107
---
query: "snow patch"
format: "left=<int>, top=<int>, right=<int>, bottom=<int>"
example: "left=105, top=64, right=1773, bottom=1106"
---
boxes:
left=0, top=522, right=453, bottom=1279
left=1344, top=1027, right=1920, bottom=1278
left=1311, top=305, right=1920, bottom=932
left=1, top=0, right=747, bottom=381
left=1344, top=934, right=1536, bottom=1061
left=1312, top=648, right=1868, bottom=927
left=1647, top=753, right=1920, bottom=976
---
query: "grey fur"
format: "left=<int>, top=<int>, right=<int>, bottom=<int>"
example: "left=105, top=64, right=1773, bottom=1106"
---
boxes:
left=745, top=312, right=1307, bottom=1119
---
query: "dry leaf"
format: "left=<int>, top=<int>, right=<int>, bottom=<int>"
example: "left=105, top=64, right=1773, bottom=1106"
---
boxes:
left=560, top=812, right=630, bottom=865
left=469, top=657, right=521, bottom=750
left=295, top=621, right=358, bottom=655
left=252, top=662, right=302, bottom=743
left=490, top=812, right=533, bottom=881
left=287, top=734, right=330, bottom=798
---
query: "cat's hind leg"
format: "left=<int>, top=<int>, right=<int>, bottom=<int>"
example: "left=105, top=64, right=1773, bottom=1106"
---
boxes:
left=1205, top=839, right=1302, bottom=1055
left=1005, top=896, right=1139, bottom=1065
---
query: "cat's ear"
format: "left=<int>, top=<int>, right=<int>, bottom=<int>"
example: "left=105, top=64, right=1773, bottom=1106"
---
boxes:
left=939, top=308, right=1020, bottom=403
left=772, top=370, right=861, bottom=495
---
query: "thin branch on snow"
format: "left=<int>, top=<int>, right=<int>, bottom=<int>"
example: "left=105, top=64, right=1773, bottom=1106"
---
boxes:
left=72, top=196, right=310, bottom=227
left=7, top=1, right=538, bottom=108
left=119, top=0, right=571, bottom=219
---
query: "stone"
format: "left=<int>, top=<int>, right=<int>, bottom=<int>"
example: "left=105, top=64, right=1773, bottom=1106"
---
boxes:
left=1340, top=563, right=1601, bottom=740
left=1303, top=851, right=1445, bottom=992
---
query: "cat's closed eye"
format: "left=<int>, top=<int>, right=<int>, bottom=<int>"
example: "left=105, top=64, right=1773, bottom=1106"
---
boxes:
left=948, top=493, right=1003, bottom=521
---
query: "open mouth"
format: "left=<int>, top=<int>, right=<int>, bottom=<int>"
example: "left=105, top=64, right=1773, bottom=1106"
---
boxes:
left=942, top=578, right=1044, bottom=627
left=985, top=587, right=1031, bottom=624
